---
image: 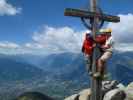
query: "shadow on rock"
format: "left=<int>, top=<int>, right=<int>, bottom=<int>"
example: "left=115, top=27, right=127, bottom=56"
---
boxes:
left=14, top=92, right=54, bottom=100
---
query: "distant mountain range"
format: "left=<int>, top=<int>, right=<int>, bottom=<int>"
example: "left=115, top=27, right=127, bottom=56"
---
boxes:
left=0, top=52, right=133, bottom=84
left=0, top=51, right=133, bottom=99
left=108, top=52, right=133, bottom=85
left=0, top=55, right=46, bottom=82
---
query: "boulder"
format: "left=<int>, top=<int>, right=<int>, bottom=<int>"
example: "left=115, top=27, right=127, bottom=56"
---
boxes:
left=103, top=89, right=126, bottom=100
left=102, top=80, right=119, bottom=95
left=116, top=83, right=126, bottom=91
left=125, top=82, right=133, bottom=100
left=64, top=94, right=79, bottom=100
left=64, top=89, right=91, bottom=100
left=64, top=81, right=133, bottom=100
left=78, top=89, right=91, bottom=100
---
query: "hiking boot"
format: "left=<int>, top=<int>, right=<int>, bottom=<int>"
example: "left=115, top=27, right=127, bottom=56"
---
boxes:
left=103, top=74, right=109, bottom=79
left=102, top=73, right=111, bottom=80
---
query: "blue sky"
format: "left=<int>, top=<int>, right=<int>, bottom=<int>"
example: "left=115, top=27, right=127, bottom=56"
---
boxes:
left=0, top=0, right=133, bottom=54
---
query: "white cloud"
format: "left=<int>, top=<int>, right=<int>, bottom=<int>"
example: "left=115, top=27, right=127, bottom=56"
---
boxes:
left=0, top=41, right=22, bottom=55
left=107, top=13, right=133, bottom=52
left=0, top=0, right=21, bottom=16
left=31, top=26, right=86, bottom=53
left=25, top=43, right=44, bottom=49
left=0, top=41, right=19, bottom=48
left=0, top=41, right=48, bottom=55
left=0, top=13, right=133, bottom=54
left=0, top=26, right=88, bottom=54
left=115, top=43, right=133, bottom=52
left=107, top=13, right=133, bottom=43
left=30, top=15, right=133, bottom=53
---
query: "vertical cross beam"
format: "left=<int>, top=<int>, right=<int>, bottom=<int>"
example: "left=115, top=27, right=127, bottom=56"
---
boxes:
left=90, top=0, right=103, bottom=100
left=90, top=0, right=102, bottom=100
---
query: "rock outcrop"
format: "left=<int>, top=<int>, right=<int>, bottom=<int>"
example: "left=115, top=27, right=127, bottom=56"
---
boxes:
left=103, top=89, right=126, bottom=100
left=64, top=89, right=91, bottom=100
left=65, top=81, right=133, bottom=100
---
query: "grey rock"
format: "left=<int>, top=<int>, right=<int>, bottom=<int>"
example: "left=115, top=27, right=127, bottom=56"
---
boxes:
left=64, top=89, right=91, bottom=100
left=78, top=89, right=91, bottom=100
left=102, top=80, right=119, bottom=94
left=64, top=94, right=79, bottom=100
left=65, top=81, right=133, bottom=100
left=125, top=82, right=133, bottom=100
left=116, top=83, right=126, bottom=91
left=103, top=89, right=126, bottom=100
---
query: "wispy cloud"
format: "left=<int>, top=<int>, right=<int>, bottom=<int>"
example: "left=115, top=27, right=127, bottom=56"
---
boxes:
left=0, top=41, right=19, bottom=48
left=0, top=41, right=48, bottom=55
left=115, top=43, right=133, bottom=52
left=0, top=0, right=21, bottom=16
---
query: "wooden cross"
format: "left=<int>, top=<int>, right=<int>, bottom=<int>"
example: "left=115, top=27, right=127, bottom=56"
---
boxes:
left=65, top=8, right=119, bottom=22
left=64, top=0, right=120, bottom=100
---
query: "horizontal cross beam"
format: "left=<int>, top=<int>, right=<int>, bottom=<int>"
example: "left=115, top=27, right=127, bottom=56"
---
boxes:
left=64, top=8, right=120, bottom=23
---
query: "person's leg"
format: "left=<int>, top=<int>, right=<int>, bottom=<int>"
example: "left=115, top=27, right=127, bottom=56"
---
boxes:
left=94, top=51, right=112, bottom=78
left=97, top=58, right=105, bottom=75
left=84, top=54, right=91, bottom=73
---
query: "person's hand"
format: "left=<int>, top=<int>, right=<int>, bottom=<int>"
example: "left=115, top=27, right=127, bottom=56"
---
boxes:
left=101, top=45, right=105, bottom=49
left=93, top=43, right=96, bottom=47
left=101, top=45, right=110, bottom=49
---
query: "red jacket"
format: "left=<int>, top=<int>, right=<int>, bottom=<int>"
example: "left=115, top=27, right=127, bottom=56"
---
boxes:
left=82, top=33, right=107, bottom=55
left=82, top=34, right=93, bottom=55
left=95, top=33, right=107, bottom=45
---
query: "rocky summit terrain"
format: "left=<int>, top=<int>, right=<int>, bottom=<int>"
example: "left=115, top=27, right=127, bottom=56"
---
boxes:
left=0, top=52, right=132, bottom=100
left=65, top=81, right=133, bottom=100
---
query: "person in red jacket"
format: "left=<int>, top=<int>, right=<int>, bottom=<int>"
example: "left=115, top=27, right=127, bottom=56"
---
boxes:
left=82, top=33, right=93, bottom=55
left=82, top=31, right=94, bottom=74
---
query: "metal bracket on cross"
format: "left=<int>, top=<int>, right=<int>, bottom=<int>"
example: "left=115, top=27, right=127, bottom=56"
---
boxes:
left=81, top=8, right=104, bottom=30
